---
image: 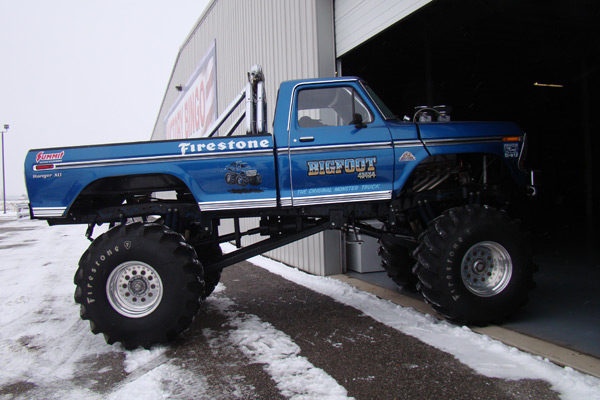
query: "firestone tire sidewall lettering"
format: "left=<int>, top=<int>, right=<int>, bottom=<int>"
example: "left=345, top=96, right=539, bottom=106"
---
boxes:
left=76, top=223, right=202, bottom=348
left=442, top=223, right=526, bottom=311
left=83, top=241, right=169, bottom=324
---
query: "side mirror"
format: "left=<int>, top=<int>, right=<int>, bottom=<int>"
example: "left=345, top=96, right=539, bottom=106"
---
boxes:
left=351, top=113, right=367, bottom=129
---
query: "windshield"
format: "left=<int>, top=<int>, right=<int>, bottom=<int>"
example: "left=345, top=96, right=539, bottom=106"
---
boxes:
left=361, top=82, right=397, bottom=120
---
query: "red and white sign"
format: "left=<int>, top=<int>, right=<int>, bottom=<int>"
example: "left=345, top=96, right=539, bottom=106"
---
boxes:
left=166, top=41, right=217, bottom=139
left=36, top=151, right=64, bottom=163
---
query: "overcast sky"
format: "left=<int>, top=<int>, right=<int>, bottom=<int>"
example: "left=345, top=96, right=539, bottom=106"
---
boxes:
left=0, top=0, right=210, bottom=197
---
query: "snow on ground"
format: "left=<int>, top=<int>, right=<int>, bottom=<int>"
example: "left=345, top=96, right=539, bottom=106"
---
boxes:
left=0, top=213, right=208, bottom=400
left=0, top=219, right=108, bottom=385
left=0, top=212, right=351, bottom=399
left=207, top=287, right=352, bottom=400
left=222, top=246, right=600, bottom=400
left=1, top=210, right=599, bottom=399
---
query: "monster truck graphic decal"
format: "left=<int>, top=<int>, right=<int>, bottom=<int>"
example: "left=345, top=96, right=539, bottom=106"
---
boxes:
left=225, top=161, right=262, bottom=187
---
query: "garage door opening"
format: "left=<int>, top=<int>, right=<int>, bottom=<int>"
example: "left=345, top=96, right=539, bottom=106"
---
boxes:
left=340, top=0, right=600, bottom=258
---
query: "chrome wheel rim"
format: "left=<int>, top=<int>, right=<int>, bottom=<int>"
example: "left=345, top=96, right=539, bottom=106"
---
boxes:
left=107, top=261, right=163, bottom=318
left=461, top=241, right=512, bottom=297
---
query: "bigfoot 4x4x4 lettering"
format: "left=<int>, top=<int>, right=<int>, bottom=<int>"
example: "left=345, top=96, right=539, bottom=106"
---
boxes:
left=307, top=156, right=377, bottom=179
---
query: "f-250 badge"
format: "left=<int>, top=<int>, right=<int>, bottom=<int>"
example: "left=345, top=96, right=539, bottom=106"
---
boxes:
left=307, top=157, right=377, bottom=180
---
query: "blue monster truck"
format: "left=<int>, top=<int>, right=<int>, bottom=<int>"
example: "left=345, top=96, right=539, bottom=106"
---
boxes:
left=24, top=66, right=538, bottom=349
left=225, top=161, right=262, bottom=186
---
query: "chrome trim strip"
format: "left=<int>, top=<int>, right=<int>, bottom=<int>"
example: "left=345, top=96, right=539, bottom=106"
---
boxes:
left=289, top=142, right=392, bottom=154
left=35, top=148, right=274, bottom=171
left=393, top=140, right=423, bottom=147
left=31, top=207, right=67, bottom=217
left=198, top=198, right=277, bottom=211
left=422, top=136, right=507, bottom=146
left=280, top=197, right=293, bottom=207
left=280, top=140, right=417, bottom=154
left=292, top=190, right=391, bottom=207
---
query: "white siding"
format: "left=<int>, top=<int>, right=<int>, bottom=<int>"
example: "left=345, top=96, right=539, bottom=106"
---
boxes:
left=335, top=0, right=432, bottom=56
left=219, top=218, right=344, bottom=277
left=152, top=0, right=336, bottom=140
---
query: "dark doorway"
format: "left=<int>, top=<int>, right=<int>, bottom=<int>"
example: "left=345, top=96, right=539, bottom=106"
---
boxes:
left=341, top=0, right=600, bottom=257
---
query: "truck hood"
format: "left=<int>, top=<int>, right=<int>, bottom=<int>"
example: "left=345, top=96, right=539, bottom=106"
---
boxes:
left=416, top=121, right=524, bottom=141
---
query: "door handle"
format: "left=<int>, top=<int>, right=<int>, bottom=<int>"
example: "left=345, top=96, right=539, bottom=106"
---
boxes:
left=299, top=136, right=314, bottom=142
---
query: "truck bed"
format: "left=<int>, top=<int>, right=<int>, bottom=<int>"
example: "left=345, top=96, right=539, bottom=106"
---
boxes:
left=25, top=134, right=277, bottom=218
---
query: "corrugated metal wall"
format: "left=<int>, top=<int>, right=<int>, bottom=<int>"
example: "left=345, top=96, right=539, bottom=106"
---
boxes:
left=150, top=0, right=341, bottom=276
left=152, top=0, right=335, bottom=140
left=334, top=0, right=432, bottom=56
left=219, top=218, right=344, bottom=276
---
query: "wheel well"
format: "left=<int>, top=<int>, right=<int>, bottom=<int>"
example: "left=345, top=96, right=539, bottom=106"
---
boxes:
left=70, top=173, right=194, bottom=211
left=392, top=153, right=521, bottom=232
left=406, top=153, right=513, bottom=195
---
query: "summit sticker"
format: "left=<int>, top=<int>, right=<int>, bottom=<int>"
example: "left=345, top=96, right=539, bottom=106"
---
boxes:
left=36, top=151, right=65, bottom=163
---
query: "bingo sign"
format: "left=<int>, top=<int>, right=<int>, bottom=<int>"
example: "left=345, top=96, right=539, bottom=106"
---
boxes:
left=166, top=42, right=217, bottom=139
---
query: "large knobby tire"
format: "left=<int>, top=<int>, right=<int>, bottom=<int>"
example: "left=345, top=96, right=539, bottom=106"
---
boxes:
left=202, top=269, right=222, bottom=299
left=378, top=237, right=418, bottom=290
left=413, top=205, right=534, bottom=325
left=74, top=223, right=204, bottom=349
left=194, top=242, right=223, bottom=299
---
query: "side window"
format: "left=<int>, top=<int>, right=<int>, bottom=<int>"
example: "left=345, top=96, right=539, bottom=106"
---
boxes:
left=297, top=86, right=373, bottom=128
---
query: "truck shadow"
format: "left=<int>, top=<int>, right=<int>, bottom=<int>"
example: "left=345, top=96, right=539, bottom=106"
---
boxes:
left=228, top=189, right=264, bottom=194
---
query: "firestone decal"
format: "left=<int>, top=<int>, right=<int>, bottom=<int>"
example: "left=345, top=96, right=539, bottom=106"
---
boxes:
left=36, top=151, right=65, bottom=163
left=307, top=157, right=377, bottom=180
left=179, top=139, right=270, bottom=155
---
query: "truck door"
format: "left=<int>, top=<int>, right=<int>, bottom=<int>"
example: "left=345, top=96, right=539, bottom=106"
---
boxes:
left=287, top=83, right=394, bottom=207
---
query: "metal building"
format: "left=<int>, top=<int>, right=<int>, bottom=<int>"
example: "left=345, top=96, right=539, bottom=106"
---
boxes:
left=150, top=0, right=438, bottom=276
left=151, top=0, right=599, bottom=276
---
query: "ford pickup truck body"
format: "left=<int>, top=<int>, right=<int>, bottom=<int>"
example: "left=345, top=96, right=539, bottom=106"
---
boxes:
left=26, top=77, right=528, bottom=221
left=23, top=69, right=537, bottom=348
